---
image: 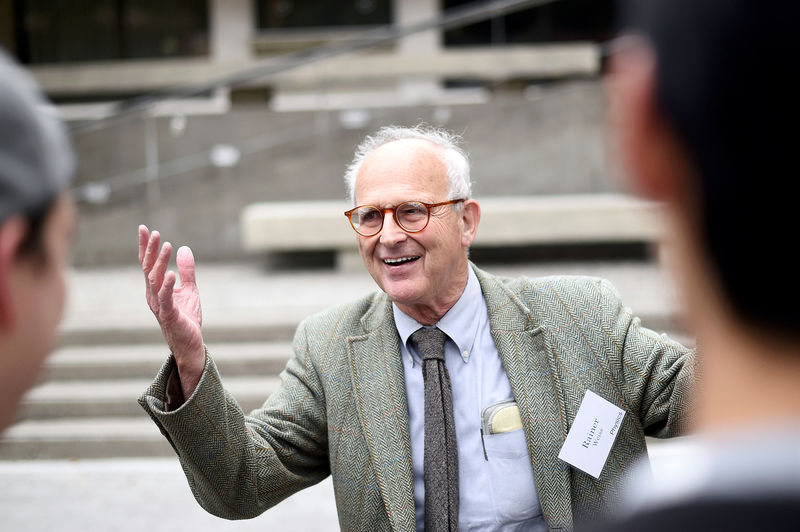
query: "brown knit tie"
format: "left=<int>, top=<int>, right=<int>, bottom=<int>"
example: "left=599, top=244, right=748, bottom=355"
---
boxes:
left=410, top=327, right=459, bottom=532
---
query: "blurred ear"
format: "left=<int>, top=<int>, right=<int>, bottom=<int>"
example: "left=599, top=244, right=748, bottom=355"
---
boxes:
left=608, top=37, right=687, bottom=203
left=0, top=216, right=27, bottom=328
left=460, top=199, right=481, bottom=247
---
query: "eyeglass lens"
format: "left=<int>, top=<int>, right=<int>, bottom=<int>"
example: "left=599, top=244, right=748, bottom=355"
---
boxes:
left=351, top=201, right=429, bottom=235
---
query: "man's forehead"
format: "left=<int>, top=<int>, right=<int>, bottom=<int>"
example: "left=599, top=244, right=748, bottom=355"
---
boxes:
left=355, top=160, right=449, bottom=206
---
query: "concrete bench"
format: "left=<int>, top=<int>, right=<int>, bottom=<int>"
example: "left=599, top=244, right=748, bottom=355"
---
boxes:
left=240, top=194, right=664, bottom=270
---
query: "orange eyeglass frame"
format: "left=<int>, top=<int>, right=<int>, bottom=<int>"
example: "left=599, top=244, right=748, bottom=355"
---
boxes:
left=344, top=199, right=464, bottom=236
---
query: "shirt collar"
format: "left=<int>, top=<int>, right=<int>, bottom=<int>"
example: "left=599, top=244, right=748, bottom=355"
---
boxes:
left=393, top=267, right=483, bottom=365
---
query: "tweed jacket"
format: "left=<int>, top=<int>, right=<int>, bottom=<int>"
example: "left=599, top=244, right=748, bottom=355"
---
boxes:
left=139, top=265, right=694, bottom=532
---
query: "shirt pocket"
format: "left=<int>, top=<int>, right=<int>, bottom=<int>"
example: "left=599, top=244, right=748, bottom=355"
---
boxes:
left=481, top=402, right=542, bottom=523
left=483, top=429, right=528, bottom=458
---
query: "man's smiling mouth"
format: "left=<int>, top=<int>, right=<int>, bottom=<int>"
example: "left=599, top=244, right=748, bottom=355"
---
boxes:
left=383, top=256, right=420, bottom=266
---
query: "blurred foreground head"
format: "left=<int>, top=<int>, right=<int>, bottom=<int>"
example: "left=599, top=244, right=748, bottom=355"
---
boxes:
left=610, top=0, right=800, bottom=341
left=0, top=48, right=76, bottom=433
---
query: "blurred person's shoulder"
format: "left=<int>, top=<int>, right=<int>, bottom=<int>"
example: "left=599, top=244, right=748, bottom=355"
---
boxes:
left=589, top=497, right=800, bottom=532
left=588, top=425, right=800, bottom=532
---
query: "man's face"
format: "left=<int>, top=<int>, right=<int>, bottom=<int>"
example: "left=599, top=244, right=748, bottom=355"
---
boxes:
left=354, top=139, right=471, bottom=319
left=0, top=193, right=75, bottom=432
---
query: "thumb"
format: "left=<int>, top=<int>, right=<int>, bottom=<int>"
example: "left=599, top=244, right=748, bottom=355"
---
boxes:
left=176, top=246, right=197, bottom=287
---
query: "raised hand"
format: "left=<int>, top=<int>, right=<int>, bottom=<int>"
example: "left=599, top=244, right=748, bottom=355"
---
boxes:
left=139, top=225, right=205, bottom=397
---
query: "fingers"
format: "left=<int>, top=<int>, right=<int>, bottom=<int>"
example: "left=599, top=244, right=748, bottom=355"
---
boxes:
left=158, top=270, right=177, bottom=317
left=176, top=246, right=196, bottom=288
left=141, top=230, right=160, bottom=273
left=138, top=225, right=149, bottom=264
left=148, top=241, right=172, bottom=296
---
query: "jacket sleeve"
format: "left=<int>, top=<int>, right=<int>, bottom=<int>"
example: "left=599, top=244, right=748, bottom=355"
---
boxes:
left=594, top=278, right=695, bottom=438
left=138, top=319, right=329, bottom=519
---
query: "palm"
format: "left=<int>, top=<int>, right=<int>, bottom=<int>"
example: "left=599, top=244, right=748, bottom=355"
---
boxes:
left=154, top=278, right=203, bottom=355
left=173, top=283, right=201, bottom=328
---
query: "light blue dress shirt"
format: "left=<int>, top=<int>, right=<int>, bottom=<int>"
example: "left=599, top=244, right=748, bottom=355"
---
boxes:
left=393, top=268, right=546, bottom=531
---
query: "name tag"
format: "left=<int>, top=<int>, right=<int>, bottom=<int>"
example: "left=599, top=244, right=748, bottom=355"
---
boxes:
left=558, top=390, right=626, bottom=478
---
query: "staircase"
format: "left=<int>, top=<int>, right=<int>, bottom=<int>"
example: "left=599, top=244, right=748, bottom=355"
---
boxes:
left=1, top=336, right=296, bottom=459
left=0, top=260, right=686, bottom=460
left=0, top=263, right=377, bottom=460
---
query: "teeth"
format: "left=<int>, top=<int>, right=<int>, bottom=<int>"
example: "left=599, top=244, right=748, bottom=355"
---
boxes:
left=384, top=256, right=419, bottom=265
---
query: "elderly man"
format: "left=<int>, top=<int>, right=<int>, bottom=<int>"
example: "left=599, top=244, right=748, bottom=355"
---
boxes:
left=589, top=1, right=800, bottom=530
left=138, top=125, right=693, bottom=531
left=0, top=49, right=76, bottom=433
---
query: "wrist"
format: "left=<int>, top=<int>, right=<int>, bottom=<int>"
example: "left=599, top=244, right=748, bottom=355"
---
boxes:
left=174, top=344, right=205, bottom=394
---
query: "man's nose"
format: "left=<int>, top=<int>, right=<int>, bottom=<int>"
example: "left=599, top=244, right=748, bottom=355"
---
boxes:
left=379, top=211, right=407, bottom=246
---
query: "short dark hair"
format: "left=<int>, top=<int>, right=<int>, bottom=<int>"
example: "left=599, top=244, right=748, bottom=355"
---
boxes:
left=621, top=0, right=800, bottom=336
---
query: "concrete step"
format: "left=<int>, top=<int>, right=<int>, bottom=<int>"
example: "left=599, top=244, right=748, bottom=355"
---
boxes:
left=58, top=323, right=298, bottom=347
left=43, top=342, right=293, bottom=381
left=0, top=421, right=700, bottom=463
left=15, top=376, right=280, bottom=421
left=0, top=418, right=174, bottom=460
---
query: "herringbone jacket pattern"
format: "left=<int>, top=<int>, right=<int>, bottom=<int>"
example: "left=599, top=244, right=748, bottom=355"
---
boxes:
left=139, top=265, right=694, bottom=531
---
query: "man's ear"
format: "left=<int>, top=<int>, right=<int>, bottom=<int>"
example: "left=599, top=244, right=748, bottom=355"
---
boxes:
left=608, top=38, right=687, bottom=203
left=0, top=216, right=28, bottom=328
left=460, top=199, right=481, bottom=247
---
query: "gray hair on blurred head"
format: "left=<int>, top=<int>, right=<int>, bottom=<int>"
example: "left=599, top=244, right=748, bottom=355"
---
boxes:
left=343, top=124, right=472, bottom=205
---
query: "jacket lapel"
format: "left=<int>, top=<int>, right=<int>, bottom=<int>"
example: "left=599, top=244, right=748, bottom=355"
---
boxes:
left=475, top=266, right=573, bottom=531
left=347, top=294, right=416, bottom=532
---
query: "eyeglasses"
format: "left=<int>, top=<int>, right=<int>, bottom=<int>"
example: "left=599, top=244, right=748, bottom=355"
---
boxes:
left=344, top=199, right=465, bottom=237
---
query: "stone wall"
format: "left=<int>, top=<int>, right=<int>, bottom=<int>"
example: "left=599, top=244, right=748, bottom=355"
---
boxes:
left=70, top=78, right=620, bottom=266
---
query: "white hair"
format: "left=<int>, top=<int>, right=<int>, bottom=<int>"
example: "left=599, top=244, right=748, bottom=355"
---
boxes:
left=343, top=124, right=472, bottom=205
